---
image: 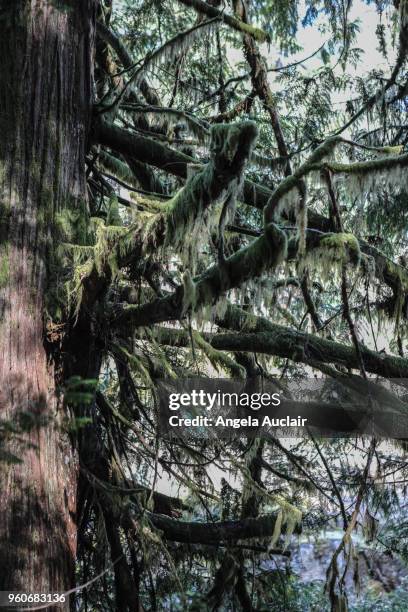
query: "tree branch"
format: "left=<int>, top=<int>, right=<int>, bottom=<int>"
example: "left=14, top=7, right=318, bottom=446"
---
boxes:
left=177, top=0, right=269, bottom=42
left=144, top=510, right=300, bottom=544
left=112, top=222, right=288, bottom=326
left=140, top=306, right=408, bottom=379
left=92, top=120, right=408, bottom=306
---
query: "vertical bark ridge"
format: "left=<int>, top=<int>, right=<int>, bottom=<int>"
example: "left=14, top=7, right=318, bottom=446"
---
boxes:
left=0, top=0, right=96, bottom=596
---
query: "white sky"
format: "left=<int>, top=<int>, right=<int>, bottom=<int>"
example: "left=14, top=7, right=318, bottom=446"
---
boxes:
left=225, top=0, right=397, bottom=110
left=265, top=0, right=395, bottom=73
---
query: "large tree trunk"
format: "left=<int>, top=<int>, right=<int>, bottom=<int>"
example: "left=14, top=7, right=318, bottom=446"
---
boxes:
left=0, top=0, right=95, bottom=596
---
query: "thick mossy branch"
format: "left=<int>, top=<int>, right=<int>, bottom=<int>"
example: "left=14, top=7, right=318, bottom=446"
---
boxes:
left=144, top=510, right=300, bottom=544
left=178, top=0, right=269, bottom=42
left=138, top=316, right=408, bottom=380
left=113, top=222, right=288, bottom=327
left=91, top=116, right=312, bottom=213
left=93, top=115, right=274, bottom=211
left=112, top=225, right=360, bottom=330
left=211, top=330, right=408, bottom=378
left=214, top=305, right=408, bottom=378
left=93, top=118, right=195, bottom=178
left=297, top=232, right=361, bottom=277
left=142, top=327, right=408, bottom=431
left=163, top=121, right=258, bottom=255
left=264, top=140, right=408, bottom=224
left=99, top=121, right=257, bottom=261
left=107, top=123, right=258, bottom=264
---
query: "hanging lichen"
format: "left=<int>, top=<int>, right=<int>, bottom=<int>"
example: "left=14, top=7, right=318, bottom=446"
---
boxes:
left=160, top=122, right=257, bottom=270
left=268, top=498, right=302, bottom=550
left=191, top=330, right=245, bottom=378
left=181, top=269, right=197, bottom=316
left=299, top=232, right=361, bottom=281
left=55, top=205, right=90, bottom=246
left=134, top=17, right=221, bottom=89
left=98, top=150, right=140, bottom=188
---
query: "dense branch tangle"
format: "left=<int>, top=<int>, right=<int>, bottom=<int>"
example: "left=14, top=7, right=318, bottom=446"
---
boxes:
left=80, top=9, right=408, bottom=588
left=79, top=12, right=408, bottom=601
left=73, top=118, right=258, bottom=314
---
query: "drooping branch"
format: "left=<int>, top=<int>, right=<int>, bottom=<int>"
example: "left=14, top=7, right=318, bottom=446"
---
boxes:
left=177, top=0, right=269, bottom=42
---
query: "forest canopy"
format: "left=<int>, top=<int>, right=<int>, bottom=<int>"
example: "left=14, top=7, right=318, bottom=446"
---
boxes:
left=1, top=0, right=408, bottom=610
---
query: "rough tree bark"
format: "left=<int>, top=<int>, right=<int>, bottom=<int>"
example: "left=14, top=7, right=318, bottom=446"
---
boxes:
left=0, top=0, right=96, bottom=597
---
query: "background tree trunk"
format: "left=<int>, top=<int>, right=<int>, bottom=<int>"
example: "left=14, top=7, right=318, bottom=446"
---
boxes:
left=0, top=0, right=95, bottom=596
